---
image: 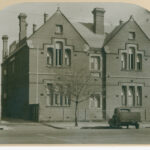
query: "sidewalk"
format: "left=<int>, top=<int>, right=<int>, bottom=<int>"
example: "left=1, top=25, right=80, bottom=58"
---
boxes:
left=42, top=121, right=150, bottom=129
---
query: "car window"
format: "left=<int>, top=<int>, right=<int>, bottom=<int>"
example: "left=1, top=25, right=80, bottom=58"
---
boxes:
left=120, top=109, right=130, bottom=112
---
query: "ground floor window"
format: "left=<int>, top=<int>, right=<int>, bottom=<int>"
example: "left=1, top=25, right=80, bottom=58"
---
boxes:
left=46, top=84, right=71, bottom=107
left=121, top=86, right=127, bottom=106
left=121, top=85, right=142, bottom=107
left=89, top=94, right=101, bottom=108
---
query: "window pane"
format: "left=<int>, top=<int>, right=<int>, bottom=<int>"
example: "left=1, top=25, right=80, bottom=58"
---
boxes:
left=122, top=86, right=127, bottom=106
left=137, top=54, right=142, bottom=70
left=121, top=53, right=127, bottom=69
left=47, top=84, right=53, bottom=106
left=137, top=86, right=142, bottom=106
left=47, top=48, right=53, bottom=65
left=129, top=47, right=135, bottom=70
left=128, top=32, right=135, bottom=40
left=65, top=49, right=71, bottom=66
left=128, top=86, right=135, bottom=106
left=60, top=94, right=63, bottom=106
left=56, top=25, right=63, bottom=33
left=56, top=42, right=63, bottom=66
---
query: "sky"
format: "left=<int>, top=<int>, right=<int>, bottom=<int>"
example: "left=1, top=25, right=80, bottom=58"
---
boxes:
left=0, top=2, right=150, bottom=96
left=0, top=2, right=149, bottom=55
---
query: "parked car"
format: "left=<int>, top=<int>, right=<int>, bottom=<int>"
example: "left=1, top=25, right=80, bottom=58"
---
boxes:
left=108, top=107, right=141, bottom=129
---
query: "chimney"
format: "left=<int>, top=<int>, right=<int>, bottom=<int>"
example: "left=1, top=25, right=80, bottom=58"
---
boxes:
left=44, top=13, right=48, bottom=23
left=92, top=8, right=105, bottom=34
left=18, top=13, right=27, bottom=41
left=2, top=35, right=9, bottom=60
left=33, top=24, right=37, bottom=33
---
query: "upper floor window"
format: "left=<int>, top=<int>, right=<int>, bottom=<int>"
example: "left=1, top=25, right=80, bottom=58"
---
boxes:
left=137, top=54, right=142, bottom=71
left=128, top=32, right=135, bottom=40
left=90, top=56, right=100, bottom=71
left=56, top=42, right=63, bottom=66
left=65, top=49, right=71, bottom=66
left=129, top=47, right=135, bottom=70
left=56, top=25, right=63, bottom=34
left=11, top=61, right=15, bottom=73
left=121, top=53, right=127, bottom=70
left=47, top=48, right=53, bottom=65
left=120, top=45, right=142, bottom=71
left=3, top=69, right=7, bottom=75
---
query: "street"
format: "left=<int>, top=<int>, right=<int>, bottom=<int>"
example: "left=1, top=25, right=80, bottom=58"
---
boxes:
left=0, top=121, right=150, bottom=144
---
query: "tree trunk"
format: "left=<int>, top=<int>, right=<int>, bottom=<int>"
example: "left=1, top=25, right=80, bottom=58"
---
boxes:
left=75, top=100, right=78, bottom=127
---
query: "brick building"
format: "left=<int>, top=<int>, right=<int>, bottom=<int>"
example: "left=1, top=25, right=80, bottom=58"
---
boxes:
left=1, top=7, right=150, bottom=121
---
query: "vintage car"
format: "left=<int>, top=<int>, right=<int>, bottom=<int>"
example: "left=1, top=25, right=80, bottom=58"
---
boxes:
left=108, top=107, right=141, bottom=129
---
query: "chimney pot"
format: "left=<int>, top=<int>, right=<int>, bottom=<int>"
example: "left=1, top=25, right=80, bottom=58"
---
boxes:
left=44, top=13, right=48, bottom=23
left=18, top=13, right=27, bottom=41
left=2, top=35, right=9, bottom=60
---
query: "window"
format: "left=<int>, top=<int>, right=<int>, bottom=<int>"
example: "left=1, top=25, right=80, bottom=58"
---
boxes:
left=46, top=84, right=53, bottom=106
left=121, top=86, right=127, bottom=106
left=129, top=47, right=135, bottom=70
left=137, top=86, right=142, bottom=106
left=128, top=32, right=135, bottom=40
left=128, top=86, right=135, bottom=106
left=47, top=48, right=53, bottom=65
left=137, top=54, right=142, bottom=71
left=65, top=49, right=71, bottom=66
left=3, top=69, right=7, bottom=75
left=121, top=85, right=142, bottom=107
left=56, top=25, right=63, bottom=34
left=56, top=42, right=63, bottom=66
left=11, top=61, right=15, bottom=73
left=90, top=56, right=100, bottom=70
left=64, top=95, right=71, bottom=106
left=121, top=53, right=127, bottom=70
left=3, top=92, right=7, bottom=99
left=89, top=94, right=101, bottom=108
left=46, top=84, right=71, bottom=107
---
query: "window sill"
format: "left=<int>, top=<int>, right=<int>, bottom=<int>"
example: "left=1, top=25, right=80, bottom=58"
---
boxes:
left=122, top=106, right=143, bottom=108
left=121, top=69, right=142, bottom=72
left=46, top=105, right=71, bottom=107
left=89, top=107, right=102, bottom=110
left=46, top=65, right=71, bottom=68
left=55, top=32, right=63, bottom=35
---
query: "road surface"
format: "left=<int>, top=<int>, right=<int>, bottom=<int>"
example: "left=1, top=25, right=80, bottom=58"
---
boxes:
left=0, top=122, right=150, bottom=144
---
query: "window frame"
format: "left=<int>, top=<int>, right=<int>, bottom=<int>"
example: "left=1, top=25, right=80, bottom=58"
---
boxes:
left=89, top=54, right=102, bottom=71
left=128, top=32, right=135, bottom=40
left=55, top=24, right=63, bottom=34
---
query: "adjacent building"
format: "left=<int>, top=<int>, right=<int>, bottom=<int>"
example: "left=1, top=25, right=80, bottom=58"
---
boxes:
left=1, top=7, right=150, bottom=121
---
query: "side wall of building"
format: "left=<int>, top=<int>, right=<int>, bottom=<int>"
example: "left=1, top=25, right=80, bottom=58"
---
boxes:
left=1, top=45, right=29, bottom=119
left=105, top=19, right=150, bottom=121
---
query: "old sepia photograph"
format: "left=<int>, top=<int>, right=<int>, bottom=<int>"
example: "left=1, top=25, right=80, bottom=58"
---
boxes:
left=0, top=1, right=150, bottom=144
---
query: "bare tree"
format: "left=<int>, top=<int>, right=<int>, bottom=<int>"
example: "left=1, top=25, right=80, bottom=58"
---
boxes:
left=55, top=65, right=96, bottom=127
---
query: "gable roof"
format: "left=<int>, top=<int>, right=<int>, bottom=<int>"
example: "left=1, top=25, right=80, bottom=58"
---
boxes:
left=18, top=9, right=150, bottom=51
left=104, top=22, right=127, bottom=45
left=104, top=16, right=150, bottom=46
left=27, top=8, right=105, bottom=49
